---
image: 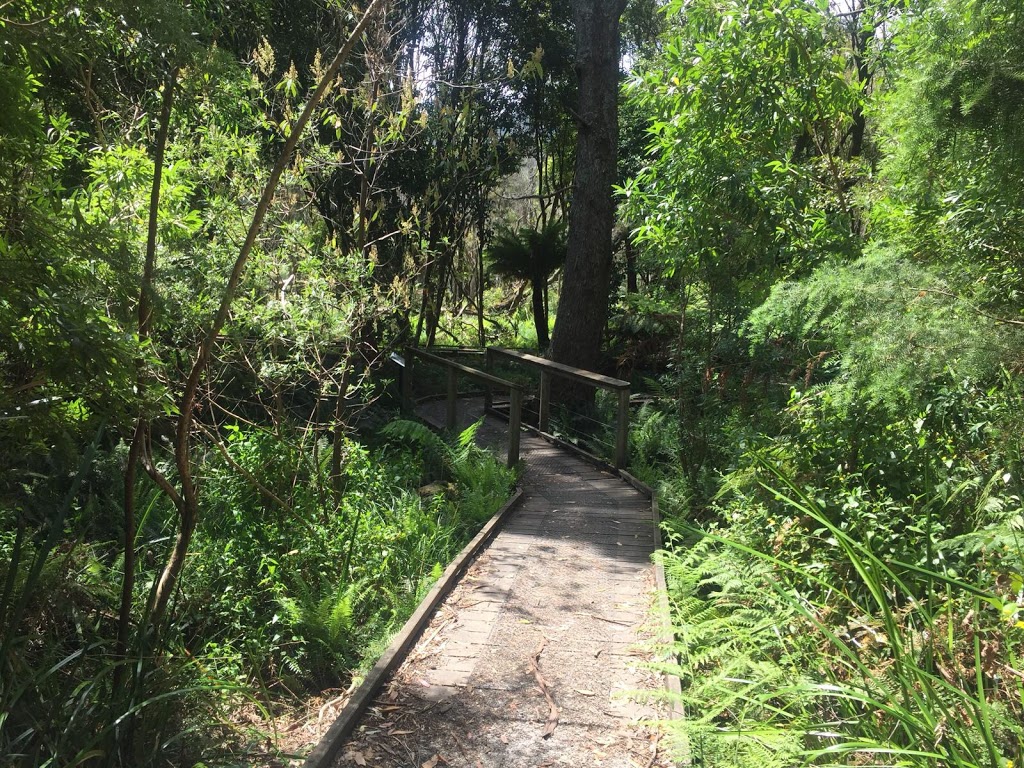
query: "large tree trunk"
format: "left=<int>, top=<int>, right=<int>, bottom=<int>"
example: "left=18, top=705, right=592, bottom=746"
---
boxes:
left=549, top=0, right=626, bottom=386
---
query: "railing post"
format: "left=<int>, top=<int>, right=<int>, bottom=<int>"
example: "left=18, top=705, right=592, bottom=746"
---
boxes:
left=615, top=387, right=630, bottom=469
left=401, top=349, right=413, bottom=415
left=446, top=367, right=458, bottom=431
left=538, top=370, right=551, bottom=433
left=507, top=387, right=522, bottom=467
left=484, top=348, right=494, bottom=413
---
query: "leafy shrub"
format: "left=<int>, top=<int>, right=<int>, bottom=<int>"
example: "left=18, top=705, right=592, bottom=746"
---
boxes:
left=659, top=464, right=1024, bottom=768
left=181, top=421, right=512, bottom=692
left=745, top=246, right=1007, bottom=415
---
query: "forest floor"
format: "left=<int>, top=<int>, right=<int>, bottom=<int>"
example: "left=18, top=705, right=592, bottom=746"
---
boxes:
left=326, top=399, right=673, bottom=768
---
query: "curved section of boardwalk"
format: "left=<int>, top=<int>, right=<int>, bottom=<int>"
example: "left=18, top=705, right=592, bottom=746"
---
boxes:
left=333, top=401, right=668, bottom=768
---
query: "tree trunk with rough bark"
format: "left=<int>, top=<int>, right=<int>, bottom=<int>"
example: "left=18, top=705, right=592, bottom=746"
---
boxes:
left=549, top=0, right=626, bottom=389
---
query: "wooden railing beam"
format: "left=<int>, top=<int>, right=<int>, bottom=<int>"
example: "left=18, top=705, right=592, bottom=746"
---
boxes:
left=538, top=370, right=551, bottom=434
left=405, top=345, right=628, bottom=470
left=488, top=347, right=629, bottom=391
left=406, top=347, right=522, bottom=469
left=508, top=388, right=522, bottom=467
left=408, top=347, right=519, bottom=391
left=488, top=346, right=631, bottom=469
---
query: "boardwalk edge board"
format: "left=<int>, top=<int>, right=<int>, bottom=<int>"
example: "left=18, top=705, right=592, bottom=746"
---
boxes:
left=302, top=487, right=525, bottom=768
left=446, top=396, right=688, bottom=724
left=618, top=469, right=686, bottom=721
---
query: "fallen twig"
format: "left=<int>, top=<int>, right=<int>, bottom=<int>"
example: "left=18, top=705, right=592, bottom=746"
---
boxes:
left=406, top=616, right=455, bottom=663
left=528, top=638, right=560, bottom=738
left=645, top=732, right=661, bottom=768
left=316, top=693, right=349, bottom=725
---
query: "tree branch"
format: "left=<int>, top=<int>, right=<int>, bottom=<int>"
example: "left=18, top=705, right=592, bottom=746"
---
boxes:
left=197, top=422, right=291, bottom=512
left=150, top=0, right=389, bottom=628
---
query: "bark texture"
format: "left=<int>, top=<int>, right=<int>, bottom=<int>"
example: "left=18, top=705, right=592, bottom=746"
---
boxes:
left=549, top=0, right=626, bottom=379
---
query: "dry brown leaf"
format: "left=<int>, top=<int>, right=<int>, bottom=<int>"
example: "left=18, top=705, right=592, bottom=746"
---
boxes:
left=575, top=689, right=596, bottom=696
left=499, top=734, right=509, bottom=744
left=348, top=750, right=367, bottom=767
left=529, top=638, right=560, bottom=738
left=422, top=755, right=441, bottom=768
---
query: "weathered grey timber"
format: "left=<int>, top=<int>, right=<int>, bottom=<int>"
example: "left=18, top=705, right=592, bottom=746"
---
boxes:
left=324, top=398, right=670, bottom=768
left=486, top=347, right=631, bottom=468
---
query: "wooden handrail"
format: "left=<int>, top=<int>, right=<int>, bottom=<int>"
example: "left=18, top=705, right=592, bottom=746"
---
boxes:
left=487, top=348, right=629, bottom=390
left=409, top=348, right=522, bottom=391
left=486, top=347, right=630, bottom=469
left=403, top=347, right=522, bottom=467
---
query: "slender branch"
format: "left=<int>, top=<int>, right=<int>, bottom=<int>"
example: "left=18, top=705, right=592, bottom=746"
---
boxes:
left=915, top=287, right=1024, bottom=327
left=140, top=447, right=183, bottom=509
left=117, top=68, right=176, bottom=710
left=9, top=378, right=47, bottom=395
left=197, top=422, right=291, bottom=512
left=151, top=0, right=388, bottom=627
left=495, top=187, right=571, bottom=202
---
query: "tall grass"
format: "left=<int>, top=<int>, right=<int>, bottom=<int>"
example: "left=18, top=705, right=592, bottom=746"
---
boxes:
left=1, top=416, right=514, bottom=765
left=659, top=458, right=1024, bottom=768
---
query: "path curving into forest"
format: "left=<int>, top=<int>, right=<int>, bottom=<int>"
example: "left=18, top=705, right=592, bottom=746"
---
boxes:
left=328, top=399, right=672, bottom=768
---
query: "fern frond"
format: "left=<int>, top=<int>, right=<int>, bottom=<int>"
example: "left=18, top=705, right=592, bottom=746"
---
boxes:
left=455, top=418, right=482, bottom=453
left=382, top=419, right=448, bottom=458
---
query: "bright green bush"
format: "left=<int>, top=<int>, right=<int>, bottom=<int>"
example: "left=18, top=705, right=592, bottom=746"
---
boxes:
left=658, top=464, right=1024, bottom=768
left=1, top=417, right=514, bottom=765
left=180, top=421, right=513, bottom=691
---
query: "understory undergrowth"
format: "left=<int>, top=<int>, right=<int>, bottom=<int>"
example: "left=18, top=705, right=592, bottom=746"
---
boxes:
left=633, top=366, right=1024, bottom=767
left=624, top=246, right=1024, bottom=765
left=0, top=417, right=513, bottom=766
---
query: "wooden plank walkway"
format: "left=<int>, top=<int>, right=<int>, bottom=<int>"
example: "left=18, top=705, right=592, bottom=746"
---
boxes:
left=331, top=399, right=670, bottom=768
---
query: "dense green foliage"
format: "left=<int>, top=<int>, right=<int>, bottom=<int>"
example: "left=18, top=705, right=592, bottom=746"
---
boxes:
left=1, top=0, right=524, bottom=764
left=623, top=0, right=1024, bottom=765
left=7, top=0, right=1024, bottom=764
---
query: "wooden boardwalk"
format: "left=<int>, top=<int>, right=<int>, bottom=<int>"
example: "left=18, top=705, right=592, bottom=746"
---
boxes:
left=331, top=400, right=669, bottom=768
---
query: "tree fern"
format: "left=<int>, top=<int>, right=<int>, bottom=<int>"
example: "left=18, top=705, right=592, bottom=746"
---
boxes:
left=486, top=221, right=566, bottom=349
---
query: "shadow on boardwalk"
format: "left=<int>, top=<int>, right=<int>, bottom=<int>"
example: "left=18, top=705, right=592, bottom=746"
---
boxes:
left=332, top=399, right=672, bottom=768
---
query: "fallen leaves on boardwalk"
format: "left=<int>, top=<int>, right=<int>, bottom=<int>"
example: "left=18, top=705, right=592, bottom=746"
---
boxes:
left=330, top=551, right=673, bottom=768
left=527, top=638, right=560, bottom=738
left=329, top=404, right=674, bottom=768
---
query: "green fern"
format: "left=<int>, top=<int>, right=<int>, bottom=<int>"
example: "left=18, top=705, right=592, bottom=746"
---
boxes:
left=382, top=418, right=480, bottom=482
left=277, top=576, right=368, bottom=686
left=382, top=417, right=511, bottom=490
left=657, top=534, right=812, bottom=768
